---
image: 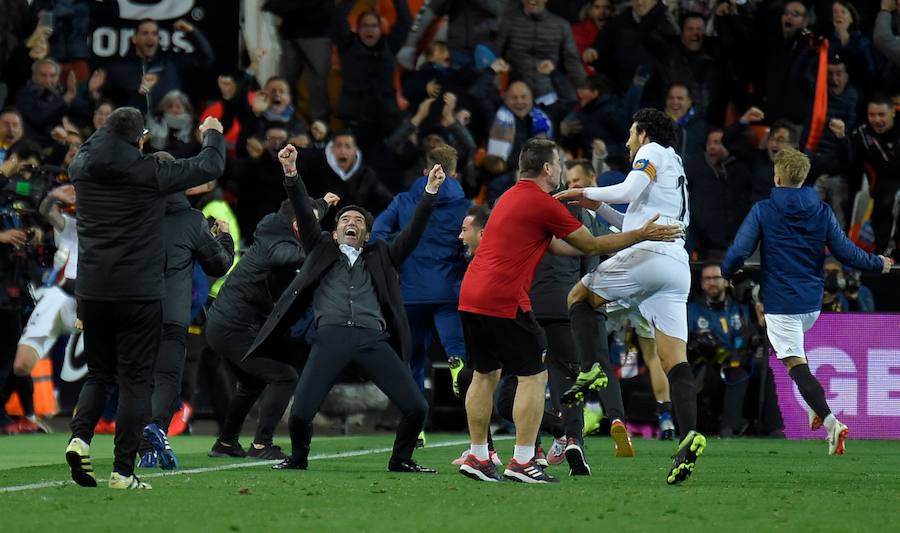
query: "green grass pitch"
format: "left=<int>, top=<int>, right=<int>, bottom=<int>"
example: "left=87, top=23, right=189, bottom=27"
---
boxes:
left=1, top=433, right=897, bottom=532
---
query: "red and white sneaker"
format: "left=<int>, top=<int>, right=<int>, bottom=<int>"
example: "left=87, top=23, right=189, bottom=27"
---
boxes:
left=809, top=410, right=823, bottom=431
left=489, top=450, right=502, bottom=467
left=611, top=419, right=635, bottom=457
left=547, top=437, right=567, bottom=465
left=503, top=458, right=559, bottom=484
left=827, top=421, right=849, bottom=455
left=94, top=418, right=116, bottom=435
left=459, top=454, right=503, bottom=482
left=168, top=401, right=193, bottom=437
left=564, top=438, right=591, bottom=476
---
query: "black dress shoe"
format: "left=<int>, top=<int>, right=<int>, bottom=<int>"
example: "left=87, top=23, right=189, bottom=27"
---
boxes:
left=272, top=457, right=308, bottom=470
left=388, top=458, right=437, bottom=473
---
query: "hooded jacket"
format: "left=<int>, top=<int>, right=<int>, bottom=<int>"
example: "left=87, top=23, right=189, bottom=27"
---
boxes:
left=69, top=128, right=226, bottom=301
left=162, top=193, right=234, bottom=326
left=371, top=175, right=470, bottom=304
left=722, top=186, right=884, bottom=314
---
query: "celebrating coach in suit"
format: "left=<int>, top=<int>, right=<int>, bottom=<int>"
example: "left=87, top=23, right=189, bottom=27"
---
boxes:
left=247, top=144, right=444, bottom=473
left=65, top=107, right=226, bottom=490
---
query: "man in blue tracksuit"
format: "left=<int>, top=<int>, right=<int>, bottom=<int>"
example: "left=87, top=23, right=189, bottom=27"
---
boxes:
left=371, top=144, right=471, bottom=412
left=722, top=147, right=892, bottom=456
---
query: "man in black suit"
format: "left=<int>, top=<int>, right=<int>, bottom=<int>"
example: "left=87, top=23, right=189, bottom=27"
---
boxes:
left=247, top=144, right=442, bottom=473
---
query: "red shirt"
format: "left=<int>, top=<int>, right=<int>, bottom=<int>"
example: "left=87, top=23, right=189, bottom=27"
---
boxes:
left=459, top=180, right=583, bottom=318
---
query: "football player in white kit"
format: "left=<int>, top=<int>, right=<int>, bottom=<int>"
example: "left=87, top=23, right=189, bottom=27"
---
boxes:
left=12, top=184, right=80, bottom=380
left=554, top=108, right=703, bottom=485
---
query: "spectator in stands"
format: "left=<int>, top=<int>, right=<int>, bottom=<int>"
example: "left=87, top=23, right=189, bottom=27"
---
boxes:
left=247, top=76, right=308, bottom=144
left=146, top=90, right=200, bottom=159
left=665, top=83, right=708, bottom=162
left=828, top=0, right=876, bottom=95
left=301, top=130, right=394, bottom=217
left=372, top=144, right=471, bottom=399
left=687, top=128, right=753, bottom=260
left=333, top=0, right=411, bottom=152
left=493, top=0, right=586, bottom=105
left=873, top=0, right=900, bottom=94
left=229, top=123, right=291, bottom=240
left=385, top=94, right=477, bottom=191
left=571, top=0, right=613, bottom=75
left=14, top=58, right=84, bottom=147
left=398, top=0, right=505, bottom=69
left=849, top=94, right=900, bottom=259
left=688, top=263, right=754, bottom=437
left=101, top=19, right=214, bottom=113
left=90, top=101, right=113, bottom=135
left=590, top=0, right=678, bottom=99
left=559, top=73, right=644, bottom=158
left=757, top=1, right=813, bottom=124
left=486, top=81, right=551, bottom=172
left=656, top=12, right=724, bottom=124
left=263, top=0, right=335, bottom=122
left=0, top=108, right=24, bottom=164
left=803, top=55, right=858, bottom=229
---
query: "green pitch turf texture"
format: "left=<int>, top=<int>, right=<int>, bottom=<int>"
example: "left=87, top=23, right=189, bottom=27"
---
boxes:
left=1, top=433, right=896, bottom=532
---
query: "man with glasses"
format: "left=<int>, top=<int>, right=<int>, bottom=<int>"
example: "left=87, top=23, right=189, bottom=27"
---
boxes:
left=64, top=107, right=226, bottom=490
left=758, top=1, right=812, bottom=124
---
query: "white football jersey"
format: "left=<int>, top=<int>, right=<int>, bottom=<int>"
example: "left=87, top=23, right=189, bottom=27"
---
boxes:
left=622, top=142, right=689, bottom=257
left=53, top=213, right=79, bottom=280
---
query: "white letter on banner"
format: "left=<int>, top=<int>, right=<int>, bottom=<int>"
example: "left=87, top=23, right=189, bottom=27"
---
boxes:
left=801, top=347, right=857, bottom=416
left=867, top=350, right=900, bottom=416
left=92, top=28, right=117, bottom=57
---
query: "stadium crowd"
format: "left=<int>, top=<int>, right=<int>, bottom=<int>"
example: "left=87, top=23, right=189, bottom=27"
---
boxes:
left=0, top=0, right=898, bottom=485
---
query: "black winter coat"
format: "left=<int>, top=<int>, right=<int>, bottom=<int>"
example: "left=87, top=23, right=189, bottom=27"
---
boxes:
left=69, top=128, right=226, bottom=301
left=162, top=194, right=234, bottom=327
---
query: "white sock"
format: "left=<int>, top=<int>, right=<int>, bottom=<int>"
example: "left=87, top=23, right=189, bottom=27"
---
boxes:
left=514, top=445, right=534, bottom=464
left=823, top=414, right=838, bottom=431
left=471, top=443, right=489, bottom=460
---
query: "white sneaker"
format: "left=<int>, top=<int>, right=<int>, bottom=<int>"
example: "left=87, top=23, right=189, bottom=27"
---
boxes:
left=547, top=437, right=567, bottom=465
left=65, top=437, right=97, bottom=487
left=827, top=421, right=849, bottom=455
left=109, top=472, right=152, bottom=490
left=808, top=410, right=823, bottom=431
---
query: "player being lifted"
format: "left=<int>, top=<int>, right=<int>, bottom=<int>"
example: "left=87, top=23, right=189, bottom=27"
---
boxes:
left=555, top=108, right=703, bottom=485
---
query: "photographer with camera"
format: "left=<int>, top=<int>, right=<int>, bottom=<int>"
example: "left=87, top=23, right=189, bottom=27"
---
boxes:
left=688, top=263, right=754, bottom=438
left=822, top=258, right=876, bottom=312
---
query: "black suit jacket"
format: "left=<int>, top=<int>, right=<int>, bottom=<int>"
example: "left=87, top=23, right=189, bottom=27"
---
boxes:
left=245, top=173, right=436, bottom=363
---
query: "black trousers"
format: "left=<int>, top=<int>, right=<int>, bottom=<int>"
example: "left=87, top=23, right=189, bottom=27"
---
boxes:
left=70, top=300, right=161, bottom=476
left=0, top=308, right=24, bottom=422
left=150, top=323, right=188, bottom=430
left=207, top=318, right=299, bottom=445
left=182, top=329, right=232, bottom=429
left=542, top=320, right=585, bottom=444
left=288, top=326, right=428, bottom=463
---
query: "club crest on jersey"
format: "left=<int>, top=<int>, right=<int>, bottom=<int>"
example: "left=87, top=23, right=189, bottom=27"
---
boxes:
left=633, top=159, right=657, bottom=181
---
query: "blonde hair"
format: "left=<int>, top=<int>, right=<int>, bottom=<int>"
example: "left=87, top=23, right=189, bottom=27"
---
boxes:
left=774, top=147, right=810, bottom=187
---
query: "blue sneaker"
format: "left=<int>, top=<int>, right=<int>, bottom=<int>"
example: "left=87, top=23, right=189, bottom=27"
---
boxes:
left=143, top=423, right=178, bottom=470
left=139, top=450, right=159, bottom=468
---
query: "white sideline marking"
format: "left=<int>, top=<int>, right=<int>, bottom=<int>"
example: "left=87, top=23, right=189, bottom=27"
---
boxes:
left=0, top=438, right=481, bottom=493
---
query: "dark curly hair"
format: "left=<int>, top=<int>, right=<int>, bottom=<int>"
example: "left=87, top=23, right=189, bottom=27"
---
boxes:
left=632, top=108, right=678, bottom=149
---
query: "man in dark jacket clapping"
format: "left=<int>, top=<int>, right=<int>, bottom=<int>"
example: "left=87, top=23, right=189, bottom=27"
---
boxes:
left=65, top=108, right=226, bottom=490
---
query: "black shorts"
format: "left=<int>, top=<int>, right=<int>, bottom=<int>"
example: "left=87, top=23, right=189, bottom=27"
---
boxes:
left=460, top=309, right=546, bottom=376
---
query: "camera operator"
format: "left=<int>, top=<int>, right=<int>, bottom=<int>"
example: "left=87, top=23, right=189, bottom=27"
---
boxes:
left=688, top=263, right=755, bottom=437
left=822, top=258, right=849, bottom=312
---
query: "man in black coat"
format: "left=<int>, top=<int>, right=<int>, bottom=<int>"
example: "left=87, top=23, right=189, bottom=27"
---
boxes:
left=249, top=144, right=442, bottom=473
left=65, top=108, right=225, bottom=490
left=206, top=193, right=337, bottom=461
left=140, top=169, right=235, bottom=470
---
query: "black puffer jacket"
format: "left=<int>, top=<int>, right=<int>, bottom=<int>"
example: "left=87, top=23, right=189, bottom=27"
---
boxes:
left=162, top=193, right=234, bottom=327
left=208, top=197, right=328, bottom=332
left=69, top=128, right=226, bottom=301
